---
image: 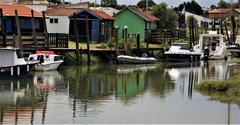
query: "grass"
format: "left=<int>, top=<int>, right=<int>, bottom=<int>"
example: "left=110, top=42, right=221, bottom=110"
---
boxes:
left=68, top=41, right=163, bottom=50
left=196, top=66, right=240, bottom=104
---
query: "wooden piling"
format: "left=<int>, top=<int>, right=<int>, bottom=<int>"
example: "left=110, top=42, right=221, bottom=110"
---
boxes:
left=42, top=11, right=49, bottom=49
left=31, top=9, right=38, bottom=50
left=15, top=10, right=22, bottom=51
left=73, top=13, right=80, bottom=63
left=0, top=9, right=6, bottom=47
left=137, top=33, right=140, bottom=56
left=225, top=21, right=230, bottom=44
left=231, top=15, right=236, bottom=43
left=220, top=19, right=224, bottom=35
left=86, top=16, right=90, bottom=65
left=124, top=26, right=128, bottom=54
left=190, top=17, right=194, bottom=49
left=115, top=26, right=119, bottom=60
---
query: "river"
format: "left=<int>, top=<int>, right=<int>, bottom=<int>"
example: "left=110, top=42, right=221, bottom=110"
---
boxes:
left=0, top=60, right=239, bottom=124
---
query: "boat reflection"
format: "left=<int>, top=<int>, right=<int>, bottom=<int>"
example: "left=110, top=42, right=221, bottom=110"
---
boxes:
left=164, top=61, right=234, bottom=98
left=117, top=64, right=157, bottom=74
left=33, top=71, right=63, bottom=91
left=0, top=78, right=44, bottom=125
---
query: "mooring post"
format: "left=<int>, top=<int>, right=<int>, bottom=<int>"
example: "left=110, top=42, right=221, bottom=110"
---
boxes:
left=0, top=9, right=6, bottom=47
left=73, top=13, right=80, bottom=64
left=190, top=17, right=194, bottom=49
left=137, top=33, right=140, bottom=56
left=115, top=26, right=119, bottom=60
left=15, top=10, right=22, bottom=51
left=31, top=9, right=38, bottom=50
left=225, top=21, right=230, bottom=44
left=124, top=26, right=128, bottom=55
left=42, top=11, right=49, bottom=50
left=86, top=16, right=91, bottom=65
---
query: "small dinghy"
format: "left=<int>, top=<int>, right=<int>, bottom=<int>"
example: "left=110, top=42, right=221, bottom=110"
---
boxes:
left=117, top=55, right=157, bottom=64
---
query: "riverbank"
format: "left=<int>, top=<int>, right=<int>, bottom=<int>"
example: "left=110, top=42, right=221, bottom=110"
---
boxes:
left=196, top=64, right=240, bottom=104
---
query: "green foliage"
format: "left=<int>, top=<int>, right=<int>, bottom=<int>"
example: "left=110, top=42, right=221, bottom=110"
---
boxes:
left=177, top=0, right=203, bottom=15
left=89, top=2, right=100, bottom=7
left=152, top=2, right=178, bottom=29
left=175, top=39, right=187, bottom=43
left=187, top=16, right=198, bottom=28
left=137, top=0, right=156, bottom=9
left=218, top=0, right=231, bottom=8
left=101, top=0, right=117, bottom=8
left=196, top=67, right=240, bottom=105
left=47, top=0, right=62, bottom=4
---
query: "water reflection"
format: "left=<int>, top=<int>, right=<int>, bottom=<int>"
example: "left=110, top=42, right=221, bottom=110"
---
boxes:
left=164, top=61, right=234, bottom=99
left=0, top=61, right=238, bottom=124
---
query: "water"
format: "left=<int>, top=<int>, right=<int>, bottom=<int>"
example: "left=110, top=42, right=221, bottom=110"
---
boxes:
left=0, top=60, right=240, bottom=124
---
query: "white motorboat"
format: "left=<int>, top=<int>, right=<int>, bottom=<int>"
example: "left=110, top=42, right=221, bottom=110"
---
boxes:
left=28, top=51, right=64, bottom=71
left=0, top=47, right=37, bottom=77
left=193, top=33, right=228, bottom=60
left=164, top=43, right=201, bottom=62
left=117, top=55, right=157, bottom=64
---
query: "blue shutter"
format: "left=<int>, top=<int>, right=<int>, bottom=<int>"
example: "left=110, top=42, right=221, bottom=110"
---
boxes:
left=91, top=20, right=99, bottom=41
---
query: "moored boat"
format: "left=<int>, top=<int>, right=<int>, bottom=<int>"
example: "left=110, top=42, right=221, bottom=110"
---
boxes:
left=164, top=43, right=201, bottom=62
left=0, top=47, right=37, bottom=78
left=28, top=51, right=64, bottom=71
left=193, top=33, right=228, bottom=60
left=117, top=55, right=157, bottom=64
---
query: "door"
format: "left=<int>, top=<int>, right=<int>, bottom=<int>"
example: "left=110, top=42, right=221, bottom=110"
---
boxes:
left=91, top=20, right=99, bottom=42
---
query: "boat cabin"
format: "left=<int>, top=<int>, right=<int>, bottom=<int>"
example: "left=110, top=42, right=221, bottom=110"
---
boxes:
left=0, top=47, right=26, bottom=67
left=195, top=34, right=227, bottom=51
left=28, top=51, right=64, bottom=63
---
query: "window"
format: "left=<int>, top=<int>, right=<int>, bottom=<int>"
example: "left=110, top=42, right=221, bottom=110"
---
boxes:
left=54, top=18, right=58, bottom=23
left=50, top=18, right=54, bottom=23
left=50, top=18, right=58, bottom=24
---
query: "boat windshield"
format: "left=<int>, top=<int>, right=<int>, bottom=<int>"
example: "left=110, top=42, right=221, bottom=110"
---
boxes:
left=172, top=43, right=189, bottom=50
left=16, top=50, right=23, bottom=58
left=202, top=36, right=220, bottom=50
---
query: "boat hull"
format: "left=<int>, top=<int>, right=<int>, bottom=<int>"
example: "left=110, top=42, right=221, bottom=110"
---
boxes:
left=0, top=63, right=36, bottom=78
left=34, top=61, right=63, bottom=71
left=117, top=55, right=157, bottom=64
left=164, top=53, right=201, bottom=62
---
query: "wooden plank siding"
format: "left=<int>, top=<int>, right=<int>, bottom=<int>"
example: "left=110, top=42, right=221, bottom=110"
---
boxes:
left=0, top=33, right=68, bottom=50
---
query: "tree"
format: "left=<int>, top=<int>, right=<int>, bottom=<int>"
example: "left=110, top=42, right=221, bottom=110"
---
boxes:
left=218, top=0, right=230, bottom=8
left=210, top=4, right=217, bottom=10
left=101, top=0, right=117, bottom=8
left=152, top=2, right=178, bottom=29
left=137, top=0, right=156, bottom=9
left=177, top=0, right=203, bottom=15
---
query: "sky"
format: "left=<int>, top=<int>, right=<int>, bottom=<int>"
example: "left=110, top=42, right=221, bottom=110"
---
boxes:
left=67, top=0, right=238, bottom=8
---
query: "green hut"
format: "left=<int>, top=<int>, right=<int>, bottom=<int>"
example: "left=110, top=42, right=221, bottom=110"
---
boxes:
left=114, top=7, right=159, bottom=41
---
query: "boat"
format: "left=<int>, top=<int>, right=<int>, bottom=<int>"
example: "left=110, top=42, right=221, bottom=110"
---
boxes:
left=0, top=47, right=37, bottom=77
left=193, top=33, right=228, bottom=60
left=117, top=55, right=157, bottom=64
left=28, top=51, right=64, bottom=71
left=227, top=35, right=240, bottom=58
left=164, top=43, right=201, bottom=62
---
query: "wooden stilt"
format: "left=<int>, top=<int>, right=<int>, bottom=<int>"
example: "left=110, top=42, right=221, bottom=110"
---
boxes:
left=73, top=13, right=80, bottom=63
left=115, top=26, right=119, bottom=63
left=42, top=11, right=49, bottom=49
left=31, top=9, right=38, bottom=50
left=0, top=9, right=6, bottom=47
left=86, top=16, right=90, bottom=65
left=15, top=10, right=22, bottom=50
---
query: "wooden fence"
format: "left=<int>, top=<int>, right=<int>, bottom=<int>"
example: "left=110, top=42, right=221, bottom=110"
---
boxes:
left=49, top=33, right=68, bottom=48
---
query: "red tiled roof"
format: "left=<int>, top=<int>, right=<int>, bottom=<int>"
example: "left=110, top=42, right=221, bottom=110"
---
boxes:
left=90, top=10, right=114, bottom=20
left=116, top=7, right=159, bottom=22
left=46, top=8, right=80, bottom=16
left=0, top=3, right=42, bottom=17
left=46, top=7, right=114, bottom=20
left=209, top=8, right=231, bottom=14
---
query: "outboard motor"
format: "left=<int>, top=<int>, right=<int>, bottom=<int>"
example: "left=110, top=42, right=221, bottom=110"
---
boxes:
left=203, top=47, right=209, bottom=60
